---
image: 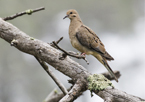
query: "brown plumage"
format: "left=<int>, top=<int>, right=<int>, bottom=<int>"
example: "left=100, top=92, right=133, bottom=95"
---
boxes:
left=63, top=9, right=118, bottom=82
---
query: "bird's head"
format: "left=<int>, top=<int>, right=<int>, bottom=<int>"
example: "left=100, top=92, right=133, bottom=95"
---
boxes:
left=63, top=9, right=79, bottom=20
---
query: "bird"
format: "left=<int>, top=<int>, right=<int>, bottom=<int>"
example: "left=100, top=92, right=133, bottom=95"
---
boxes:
left=63, top=9, right=118, bottom=82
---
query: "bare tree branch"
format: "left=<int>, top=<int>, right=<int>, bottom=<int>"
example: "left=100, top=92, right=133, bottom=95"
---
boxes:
left=35, top=56, right=68, bottom=95
left=3, top=7, right=68, bottom=95
left=44, top=71, right=121, bottom=102
left=3, top=7, right=45, bottom=21
left=0, top=18, right=144, bottom=102
left=44, top=88, right=65, bottom=102
left=59, top=79, right=84, bottom=102
left=49, top=37, right=63, bottom=48
left=94, top=88, right=145, bottom=102
left=102, top=71, right=121, bottom=81
left=52, top=41, right=89, bottom=64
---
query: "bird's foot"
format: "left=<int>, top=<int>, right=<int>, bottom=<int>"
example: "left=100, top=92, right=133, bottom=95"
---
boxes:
left=81, top=53, right=86, bottom=55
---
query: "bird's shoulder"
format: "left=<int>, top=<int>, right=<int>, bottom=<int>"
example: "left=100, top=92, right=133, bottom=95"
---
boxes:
left=77, top=24, right=104, bottom=47
left=78, top=25, right=96, bottom=36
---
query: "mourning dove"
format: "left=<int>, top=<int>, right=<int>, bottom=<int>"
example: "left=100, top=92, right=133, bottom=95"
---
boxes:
left=63, top=9, right=118, bottom=82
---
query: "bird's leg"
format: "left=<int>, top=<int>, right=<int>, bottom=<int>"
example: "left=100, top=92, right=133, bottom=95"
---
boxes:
left=51, top=40, right=89, bottom=64
left=81, top=53, right=86, bottom=56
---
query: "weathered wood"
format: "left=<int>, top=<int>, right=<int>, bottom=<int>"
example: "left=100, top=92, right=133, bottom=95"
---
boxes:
left=0, top=18, right=144, bottom=102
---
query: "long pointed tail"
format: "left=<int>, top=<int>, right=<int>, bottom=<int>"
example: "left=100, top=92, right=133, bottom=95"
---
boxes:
left=102, top=58, right=118, bottom=82
left=94, top=54, right=118, bottom=82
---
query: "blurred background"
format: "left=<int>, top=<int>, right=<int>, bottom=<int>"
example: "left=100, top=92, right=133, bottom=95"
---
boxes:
left=0, top=0, right=145, bottom=102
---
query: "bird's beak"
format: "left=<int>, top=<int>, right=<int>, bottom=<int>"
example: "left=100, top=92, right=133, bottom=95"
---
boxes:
left=63, top=15, right=69, bottom=19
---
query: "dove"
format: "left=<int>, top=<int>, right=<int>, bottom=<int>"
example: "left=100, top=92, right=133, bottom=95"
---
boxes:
left=63, top=9, right=118, bottom=82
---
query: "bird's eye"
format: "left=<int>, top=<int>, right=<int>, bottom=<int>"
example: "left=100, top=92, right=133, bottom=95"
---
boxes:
left=70, top=12, right=73, bottom=14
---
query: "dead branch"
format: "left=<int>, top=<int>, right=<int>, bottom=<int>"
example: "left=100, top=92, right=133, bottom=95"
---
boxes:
left=3, top=7, right=45, bottom=21
left=52, top=41, right=89, bottom=64
left=0, top=13, right=144, bottom=102
left=35, top=56, right=68, bottom=95
left=59, top=79, right=84, bottom=102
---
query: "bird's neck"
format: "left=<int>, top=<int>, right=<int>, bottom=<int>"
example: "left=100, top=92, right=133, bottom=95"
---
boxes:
left=69, top=19, right=82, bottom=32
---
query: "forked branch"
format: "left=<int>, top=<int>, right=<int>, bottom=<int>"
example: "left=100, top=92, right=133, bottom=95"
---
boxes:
left=0, top=8, right=144, bottom=102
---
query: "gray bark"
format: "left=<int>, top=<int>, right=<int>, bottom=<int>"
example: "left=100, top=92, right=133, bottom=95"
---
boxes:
left=0, top=18, right=144, bottom=102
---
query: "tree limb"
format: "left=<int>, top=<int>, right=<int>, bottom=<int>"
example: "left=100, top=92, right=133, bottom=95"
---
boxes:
left=0, top=18, right=144, bottom=102
left=94, top=88, right=145, bottom=102
left=59, top=79, right=84, bottom=102
left=35, top=56, right=68, bottom=95
left=44, top=71, right=120, bottom=102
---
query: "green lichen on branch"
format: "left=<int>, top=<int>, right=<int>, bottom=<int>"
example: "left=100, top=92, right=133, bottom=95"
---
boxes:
left=30, top=37, right=35, bottom=40
left=87, top=74, right=114, bottom=95
left=25, top=9, right=33, bottom=15
left=54, top=89, right=58, bottom=94
left=11, top=39, right=18, bottom=46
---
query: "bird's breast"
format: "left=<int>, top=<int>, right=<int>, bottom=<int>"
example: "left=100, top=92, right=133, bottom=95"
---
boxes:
left=69, top=35, right=93, bottom=55
left=70, top=35, right=81, bottom=50
left=68, top=22, right=93, bottom=55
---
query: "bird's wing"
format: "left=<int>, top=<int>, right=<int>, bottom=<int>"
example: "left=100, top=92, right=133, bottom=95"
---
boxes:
left=76, top=25, right=114, bottom=60
left=76, top=25, right=105, bottom=53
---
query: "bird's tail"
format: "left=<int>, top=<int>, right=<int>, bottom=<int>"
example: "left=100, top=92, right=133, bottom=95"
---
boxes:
left=102, top=58, right=118, bottom=82
left=94, top=54, right=118, bottom=82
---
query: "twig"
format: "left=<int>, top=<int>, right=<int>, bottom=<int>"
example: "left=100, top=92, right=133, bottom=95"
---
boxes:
left=35, top=56, right=68, bottom=95
left=49, top=37, right=63, bottom=48
left=55, top=37, right=63, bottom=44
left=52, top=41, right=89, bottom=64
left=3, top=7, right=45, bottom=21
left=102, top=71, right=121, bottom=81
